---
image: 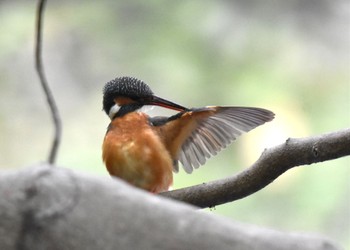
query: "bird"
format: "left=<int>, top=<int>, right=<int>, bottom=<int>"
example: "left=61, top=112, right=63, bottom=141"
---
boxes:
left=102, top=76, right=274, bottom=193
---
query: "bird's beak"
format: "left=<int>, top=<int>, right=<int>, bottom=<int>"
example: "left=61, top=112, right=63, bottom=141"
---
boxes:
left=149, top=96, right=188, bottom=112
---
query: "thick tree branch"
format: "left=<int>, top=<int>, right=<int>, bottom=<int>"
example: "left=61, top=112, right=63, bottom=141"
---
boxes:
left=0, top=165, right=341, bottom=250
left=161, top=128, right=350, bottom=208
left=35, top=0, right=62, bottom=164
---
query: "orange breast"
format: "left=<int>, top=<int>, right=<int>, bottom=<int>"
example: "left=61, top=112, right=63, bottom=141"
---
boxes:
left=102, top=112, right=173, bottom=193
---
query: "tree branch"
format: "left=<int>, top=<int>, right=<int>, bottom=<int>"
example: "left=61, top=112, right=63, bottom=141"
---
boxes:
left=35, top=0, right=62, bottom=164
left=0, top=165, right=341, bottom=250
left=160, top=128, right=350, bottom=208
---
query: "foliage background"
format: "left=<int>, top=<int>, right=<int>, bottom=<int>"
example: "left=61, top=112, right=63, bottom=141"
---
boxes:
left=0, top=0, right=349, bottom=248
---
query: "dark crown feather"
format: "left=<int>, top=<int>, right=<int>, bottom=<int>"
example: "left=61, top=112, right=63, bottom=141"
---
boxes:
left=103, top=76, right=153, bottom=114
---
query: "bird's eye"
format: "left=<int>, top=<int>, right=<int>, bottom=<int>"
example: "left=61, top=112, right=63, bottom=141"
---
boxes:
left=108, top=104, right=121, bottom=119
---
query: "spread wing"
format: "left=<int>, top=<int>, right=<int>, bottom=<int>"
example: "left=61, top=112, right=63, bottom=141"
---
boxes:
left=150, top=107, right=274, bottom=174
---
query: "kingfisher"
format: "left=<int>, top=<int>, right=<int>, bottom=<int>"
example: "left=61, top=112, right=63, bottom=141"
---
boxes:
left=102, top=76, right=274, bottom=193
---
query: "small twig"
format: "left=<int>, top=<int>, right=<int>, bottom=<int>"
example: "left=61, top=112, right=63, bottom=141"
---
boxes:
left=160, top=128, right=350, bottom=208
left=35, top=0, right=62, bottom=164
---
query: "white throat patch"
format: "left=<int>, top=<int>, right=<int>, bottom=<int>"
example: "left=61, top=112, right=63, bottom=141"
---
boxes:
left=139, top=105, right=154, bottom=114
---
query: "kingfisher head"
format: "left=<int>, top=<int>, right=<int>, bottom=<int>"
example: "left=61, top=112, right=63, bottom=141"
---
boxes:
left=103, top=76, right=187, bottom=119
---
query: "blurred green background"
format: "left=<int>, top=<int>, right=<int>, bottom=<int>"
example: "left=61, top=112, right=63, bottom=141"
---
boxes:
left=0, top=0, right=349, bottom=248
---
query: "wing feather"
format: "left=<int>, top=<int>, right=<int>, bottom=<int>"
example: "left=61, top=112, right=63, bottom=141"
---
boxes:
left=178, top=107, right=274, bottom=173
left=151, top=106, right=274, bottom=174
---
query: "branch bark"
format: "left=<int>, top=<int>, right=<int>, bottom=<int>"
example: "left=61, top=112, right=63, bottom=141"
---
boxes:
left=0, top=165, right=341, bottom=250
left=161, top=128, right=350, bottom=208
